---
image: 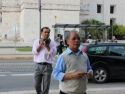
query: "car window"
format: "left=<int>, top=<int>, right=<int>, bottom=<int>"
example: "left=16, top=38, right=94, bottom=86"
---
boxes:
left=87, top=46, right=107, bottom=55
left=108, top=46, right=125, bottom=57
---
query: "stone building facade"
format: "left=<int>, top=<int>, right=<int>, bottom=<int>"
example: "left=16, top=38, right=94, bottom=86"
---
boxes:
left=0, top=0, right=80, bottom=42
left=80, top=0, right=125, bottom=25
left=0, top=0, right=125, bottom=42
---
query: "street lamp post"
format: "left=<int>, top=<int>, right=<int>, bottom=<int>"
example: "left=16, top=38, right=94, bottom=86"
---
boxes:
left=112, top=17, right=113, bottom=37
left=38, top=0, right=41, bottom=39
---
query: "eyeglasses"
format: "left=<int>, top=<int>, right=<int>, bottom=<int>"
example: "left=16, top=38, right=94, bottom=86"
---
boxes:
left=70, top=37, right=80, bottom=41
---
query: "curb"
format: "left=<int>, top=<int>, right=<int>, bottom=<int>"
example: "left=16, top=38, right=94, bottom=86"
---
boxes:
left=0, top=88, right=125, bottom=94
left=0, top=55, right=58, bottom=60
left=0, top=55, right=33, bottom=60
left=86, top=87, right=125, bottom=94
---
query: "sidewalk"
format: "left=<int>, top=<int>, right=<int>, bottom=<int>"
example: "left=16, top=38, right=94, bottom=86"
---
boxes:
left=0, top=87, right=125, bottom=94
left=0, top=41, right=125, bottom=60
left=0, top=41, right=33, bottom=60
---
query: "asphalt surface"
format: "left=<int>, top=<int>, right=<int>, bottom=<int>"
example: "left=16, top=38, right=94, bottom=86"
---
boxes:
left=0, top=41, right=125, bottom=94
left=0, top=60, right=34, bottom=72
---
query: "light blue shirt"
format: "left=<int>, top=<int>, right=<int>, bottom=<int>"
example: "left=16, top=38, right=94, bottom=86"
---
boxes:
left=53, top=47, right=93, bottom=82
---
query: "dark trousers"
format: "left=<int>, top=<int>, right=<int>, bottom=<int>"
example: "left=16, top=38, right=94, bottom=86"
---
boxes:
left=60, top=91, right=86, bottom=94
left=57, top=46, right=62, bottom=55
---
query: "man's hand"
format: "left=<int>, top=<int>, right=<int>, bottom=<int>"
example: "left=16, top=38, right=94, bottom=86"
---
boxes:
left=87, top=71, right=93, bottom=79
left=71, top=72, right=86, bottom=79
left=39, top=39, right=44, bottom=46
left=44, top=41, right=50, bottom=51
left=63, top=72, right=88, bottom=81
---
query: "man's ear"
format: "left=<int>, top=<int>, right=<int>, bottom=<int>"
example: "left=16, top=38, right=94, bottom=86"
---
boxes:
left=66, top=40, right=69, bottom=45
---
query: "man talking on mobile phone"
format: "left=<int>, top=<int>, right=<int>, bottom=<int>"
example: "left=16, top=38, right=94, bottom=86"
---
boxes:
left=32, top=27, right=56, bottom=94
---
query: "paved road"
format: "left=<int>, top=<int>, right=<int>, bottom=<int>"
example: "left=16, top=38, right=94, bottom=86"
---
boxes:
left=0, top=72, right=59, bottom=92
left=0, top=60, right=58, bottom=92
left=0, top=60, right=56, bottom=72
left=0, top=60, right=125, bottom=93
left=0, top=60, right=34, bottom=72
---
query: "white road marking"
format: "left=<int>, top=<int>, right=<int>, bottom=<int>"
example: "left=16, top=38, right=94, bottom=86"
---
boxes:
left=11, top=74, right=34, bottom=76
left=0, top=75, right=6, bottom=76
left=0, top=72, right=11, bottom=73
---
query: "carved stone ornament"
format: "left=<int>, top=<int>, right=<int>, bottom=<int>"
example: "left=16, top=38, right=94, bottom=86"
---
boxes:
left=80, top=3, right=90, bottom=15
left=2, top=0, right=21, bottom=12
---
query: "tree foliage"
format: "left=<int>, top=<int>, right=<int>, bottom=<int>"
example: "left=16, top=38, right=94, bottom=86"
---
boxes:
left=114, top=25, right=125, bottom=36
left=108, top=24, right=125, bottom=39
left=81, top=19, right=125, bottom=40
left=81, top=19, right=105, bottom=25
left=81, top=19, right=105, bottom=39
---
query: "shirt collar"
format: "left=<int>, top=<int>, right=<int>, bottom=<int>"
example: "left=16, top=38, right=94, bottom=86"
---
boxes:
left=66, top=47, right=82, bottom=56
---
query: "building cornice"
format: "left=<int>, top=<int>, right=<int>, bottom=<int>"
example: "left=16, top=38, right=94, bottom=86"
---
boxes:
left=21, top=2, right=80, bottom=11
left=2, top=6, right=21, bottom=12
left=2, top=0, right=21, bottom=12
left=1, top=0, right=80, bottom=12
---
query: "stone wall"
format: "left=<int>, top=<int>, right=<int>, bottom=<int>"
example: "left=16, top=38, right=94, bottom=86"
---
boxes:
left=20, top=0, right=80, bottom=42
left=0, top=0, right=1, bottom=40
left=88, top=0, right=125, bottom=25
left=0, top=23, right=1, bottom=40
left=1, top=12, right=20, bottom=41
left=0, top=0, right=21, bottom=41
left=0, top=0, right=80, bottom=42
left=0, top=0, right=2, bottom=23
left=80, top=0, right=90, bottom=23
left=0, top=0, right=125, bottom=42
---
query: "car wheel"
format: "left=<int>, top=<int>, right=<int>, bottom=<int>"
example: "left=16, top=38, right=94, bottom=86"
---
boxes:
left=92, top=67, right=108, bottom=83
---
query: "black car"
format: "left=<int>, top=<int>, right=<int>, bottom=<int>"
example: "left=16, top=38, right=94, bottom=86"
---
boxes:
left=79, top=42, right=125, bottom=83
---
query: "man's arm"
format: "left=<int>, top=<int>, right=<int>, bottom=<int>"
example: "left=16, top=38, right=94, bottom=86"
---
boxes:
left=87, top=59, right=93, bottom=79
left=32, top=39, right=42, bottom=55
left=37, top=39, right=44, bottom=52
left=55, top=37, right=58, bottom=42
left=44, top=40, right=56, bottom=56
left=53, top=56, right=66, bottom=82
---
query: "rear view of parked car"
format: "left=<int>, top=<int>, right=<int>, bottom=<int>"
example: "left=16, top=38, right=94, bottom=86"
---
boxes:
left=79, top=43, right=125, bottom=83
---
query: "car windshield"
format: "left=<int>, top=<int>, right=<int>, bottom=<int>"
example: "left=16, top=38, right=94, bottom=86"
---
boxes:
left=79, top=45, right=84, bottom=50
